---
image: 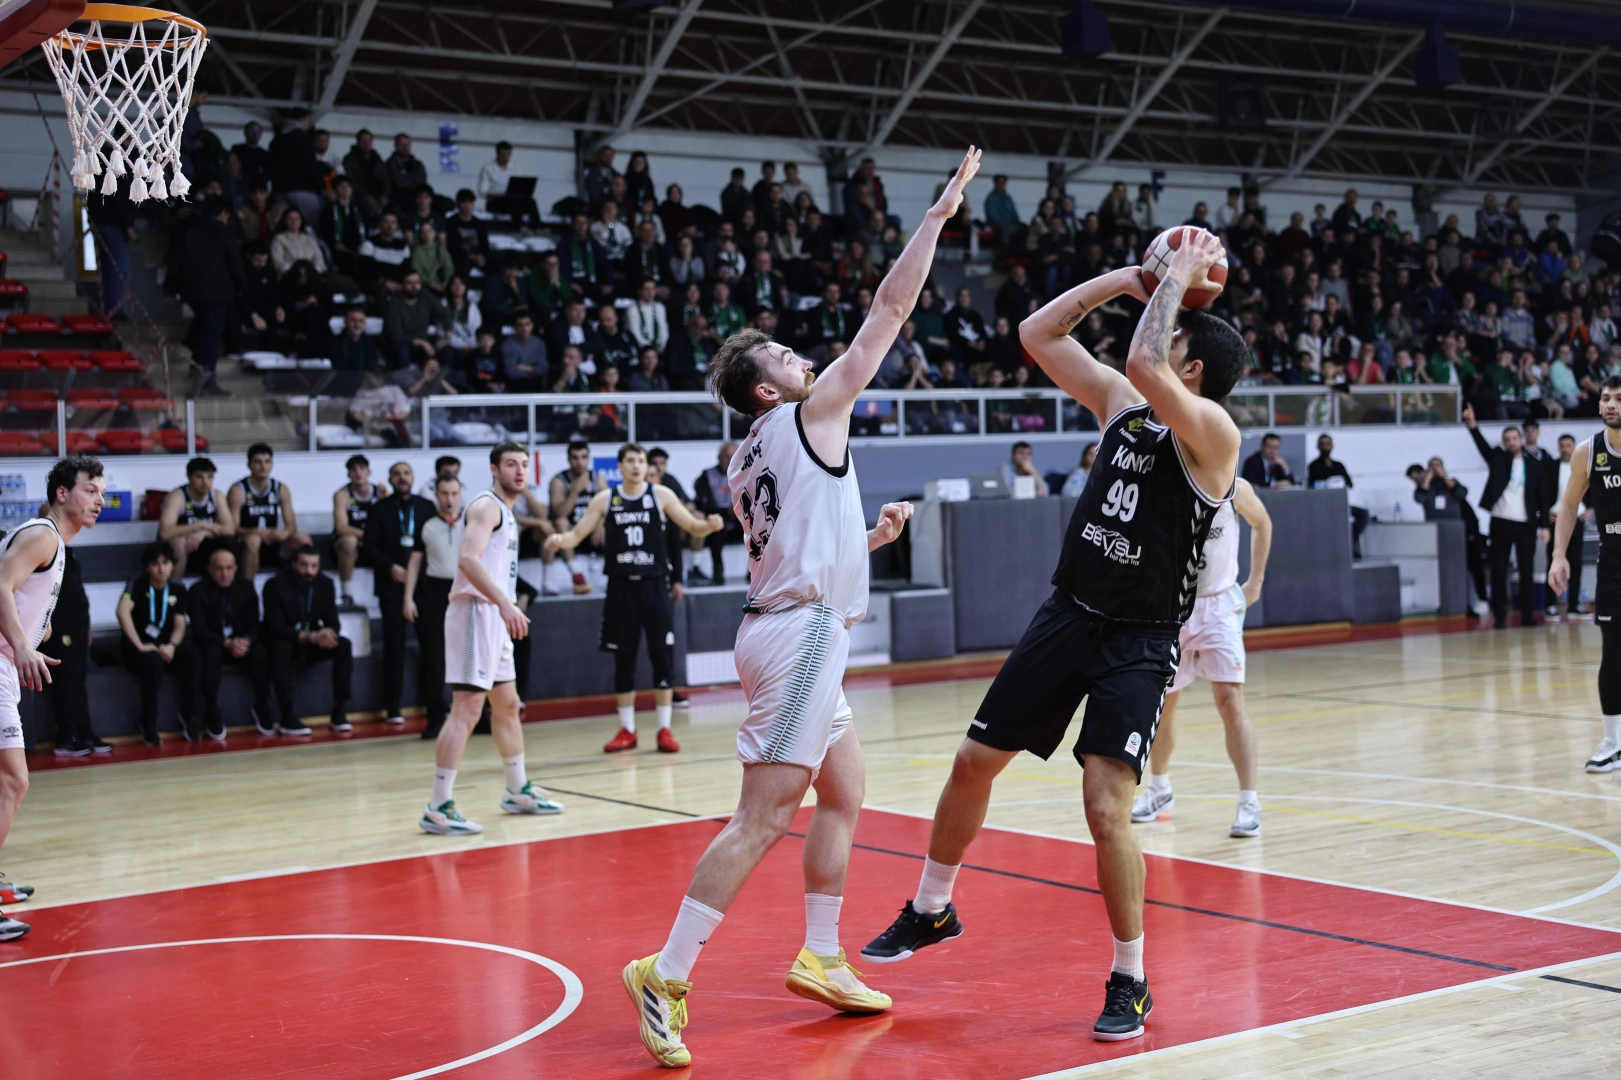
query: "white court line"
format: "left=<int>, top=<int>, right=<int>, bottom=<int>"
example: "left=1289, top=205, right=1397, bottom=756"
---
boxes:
left=1017, top=949, right=1621, bottom=1079
left=1171, top=760, right=1621, bottom=806
left=0, top=933, right=584, bottom=1080
left=215, top=865, right=311, bottom=883
left=862, top=804, right=1621, bottom=936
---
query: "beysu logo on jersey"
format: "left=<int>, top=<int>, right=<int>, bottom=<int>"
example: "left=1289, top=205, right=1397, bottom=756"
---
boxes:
left=1081, top=521, right=1141, bottom=565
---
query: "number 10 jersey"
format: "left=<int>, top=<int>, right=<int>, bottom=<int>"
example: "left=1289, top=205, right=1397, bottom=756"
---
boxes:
left=1053, top=401, right=1231, bottom=627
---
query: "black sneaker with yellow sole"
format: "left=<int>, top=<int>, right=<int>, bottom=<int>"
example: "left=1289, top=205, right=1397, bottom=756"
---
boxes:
left=859, top=900, right=964, bottom=964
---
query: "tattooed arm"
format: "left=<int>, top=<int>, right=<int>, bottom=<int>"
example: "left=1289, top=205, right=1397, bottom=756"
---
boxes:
left=1124, top=228, right=1240, bottom=492
left=1018, top=266, right=1151, bottom=422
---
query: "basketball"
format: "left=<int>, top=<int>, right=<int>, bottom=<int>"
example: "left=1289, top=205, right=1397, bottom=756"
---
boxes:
left=1140, top=226, right=1229, bottom=309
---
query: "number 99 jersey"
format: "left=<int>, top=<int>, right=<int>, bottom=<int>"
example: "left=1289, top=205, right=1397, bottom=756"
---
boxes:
left=1052, top=401, right=1231, bottom=626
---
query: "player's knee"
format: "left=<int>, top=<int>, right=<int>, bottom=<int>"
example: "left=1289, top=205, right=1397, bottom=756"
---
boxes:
left=948, top=741, right=1004, bottom=789
left=243, top=533, right=263, bottom=551
left=0, top=764, right=28, bottom=806
left=1211, top=682, right=1247, bottom=720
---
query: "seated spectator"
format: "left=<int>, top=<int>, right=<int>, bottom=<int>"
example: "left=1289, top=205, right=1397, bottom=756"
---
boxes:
left=236, top=180, right=282, bottom=243
left=710, top=232, right=746, bottom=282
left=657, top=182, right=695, bottom=240
left=332, top=305, right=381, bottom=391
left=318, top=176, right=365, bottom=278
left=668, top=234, right=705, bottom=288
left=709, top=280, right=747, bottom=340
left=594, top=302, right=634, bottom=377
left=1242, top=432, right=1296, bottom=488
left=626, top=219, right=668, bottom=299
left=443, top=274, right=480, bottom=364
left=551, top=345, right=591, bottom=393
left=478, top=140, right=541, bottom=228
left=835, top=238, right=880, bottom=293
left=547, top=298, right=603, bottom=372
left=382, top=270, right=450, bottom=370
left=239, top=240, right=285, bottom=351
left=627, top=277, right=670, bottom=353
left=898, top=351, right=935, bottom=389
left=269, top=207, right=325, bottom=278
left=628, top=345, right=670, bottom=391
left=996, top=264, right=1036, bottom=327
left=1549, top=344, right=1583, bottom=412
left=262, top=545, right=352, bottom=735
left=983, top=174, right=1019, bottom=243
left=910, top=286, right=951, bottom=362
left=1061, top=443, right=1099, bottom=498
left=409, top=222, right=454, bottom=296
left=158, top=455, right=236, bottom=575
left=232, top=120, right=269, bottom=186
left=558, top=212, right=613, bottom=301
left=947, top=288, right=988, bottom=364
left=189, top=545, right=270, bottom=739
left=481, top=256, right=538, bottom=330
left=632, top=194, right=665, bottom=247
left=228, top=443, right=315, bottom=579
left=403, top=186, right=438, bottom=238
left=1000, top=441, right=1050, bottom=497
left=117, top=541, right=198, bottom=745
left=384, top=133, right=427, bottom=212
left=342, top=128, right=388, bottom=220
left=590, top=198, right=633, bottom=267
left=1183, top=201, right=1213, bottom=231
left=404, top=356, right=456, bottom=398
left=665, top=311, right=716, bottom=391
left=358, top=211, right=411, bottom=295
left=462, top=326, right=504, bottom=393
left=877, top=319, right=927, bottom=387
left=738, top=249, right=787, bottom=314
left=502, top=308, right=548, bottom=391
left=936, top=357, right=971, bottom=389
left=443, top=188, right=490, bottom=278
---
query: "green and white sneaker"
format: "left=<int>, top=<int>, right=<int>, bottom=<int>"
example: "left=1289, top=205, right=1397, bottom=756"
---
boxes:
left=500, top=781, right=565, bottom=815
left=420, top=799, right=483, bottom=835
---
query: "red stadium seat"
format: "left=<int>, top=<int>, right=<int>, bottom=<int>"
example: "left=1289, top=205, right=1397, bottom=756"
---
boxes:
left=0, top=432, right=44, bottom=455
left=116, top=388, right=172, bottom=410
left=154, top=428, right=206, bottom=452
left=0, top=350, right=40, bottom=371
left=89, top=349, right=142, bottom=372
left=66, top=388, right=119, bottom=409
left=5, top=313, right=58, bottom=334
left=40, top=430, right=100, bottom=453
left=0, top=280, right=26, bottom=299
left=8, top=388, right=57, bottom=411
left=60, top=314, right=114, bottom=334
left=97, top=429, right=151, bottom=454
left=38, top=349, right=91, bottom=371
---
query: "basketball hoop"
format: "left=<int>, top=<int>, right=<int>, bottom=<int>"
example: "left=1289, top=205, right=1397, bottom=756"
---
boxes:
left=42, top=3, right=207, bottom=203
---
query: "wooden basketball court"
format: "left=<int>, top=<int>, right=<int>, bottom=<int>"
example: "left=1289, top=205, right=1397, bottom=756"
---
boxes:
left=9, top=621, right=1621, bottom=1077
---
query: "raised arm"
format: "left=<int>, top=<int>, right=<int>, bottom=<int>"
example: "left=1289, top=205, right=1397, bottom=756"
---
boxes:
left=801, top=147, right=981, bottom=430
left=655, top=484, right=722, bottom=537
left=1123, top=229, right=1240, bottom=487
left=1549, top=439, right=1590, bottom=597
left=1019, top=266, right=1149, bottom=421
left=544, top=488, right=611, bottom=552
left=1232, top=478, right=1273, bottom=607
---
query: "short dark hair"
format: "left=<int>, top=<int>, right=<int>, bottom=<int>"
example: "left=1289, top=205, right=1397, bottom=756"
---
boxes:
left=47, top=453, right=103, bottom=506
left=618, top=442, right=648, bottom=463
left=1524, top=418, right=1540, bottom=429
left=345, top=454, right=369, bottom=470
left=356, top=127, right=372, bottom=138
left=141, top=540, right=174, bottom=567
left=1012, top=441, right=1032, bottom=454
left=434, top=455, right=460, bottom=473
left=647, top=446, right=669, bottom=462
left=708, top=328, right=775, bottom=415
left=435, top=472, right=461, bottom=488
left=1179, top=311, right=1249, bottom=403
left=1261, top=432, right=1281, bottom=443
left=456, top=188, right=475, bottom=203
left=242, top=239, right=269, bottom=258
left=1406, top=463, right=1424, bottom=476
left=496, top=140, right=513, bottom=153
left=490, top=441, right=526, bottom=465
left=1605, top=375, right=1621, bottom=392
left=185, top=456, right=216, bottom=478
left=295, top=544, right=320, bottom=560
left=247, top=442, right=274, bottom=461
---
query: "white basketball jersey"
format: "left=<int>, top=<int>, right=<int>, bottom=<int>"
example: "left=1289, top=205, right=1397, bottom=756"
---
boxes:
left=1196, top=499, right=1239, bottom=596
left=0, top=518, right=64, bottom=658
left=450, top=491, right=519, bottom=603
left=731, top=402, right=869, bottom=626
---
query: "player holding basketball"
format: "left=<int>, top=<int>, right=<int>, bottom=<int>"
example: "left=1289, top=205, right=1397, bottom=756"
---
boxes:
left=1131, top=477, right=1271, bottom=835
left=622, top=147, right=980, bottom=1069
left=1550, top=375, right=1621, bottom=774
left=419, top=442, right=564, bottom=835
left=862, top=231, right=1246, bottom=1043
left=0, top=454, right=105, bottom=940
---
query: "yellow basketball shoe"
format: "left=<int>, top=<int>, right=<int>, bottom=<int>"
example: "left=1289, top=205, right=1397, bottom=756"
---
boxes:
left=622, top=953, right=693, bottom=1068
left=784, top=947, right=893, bottom=1014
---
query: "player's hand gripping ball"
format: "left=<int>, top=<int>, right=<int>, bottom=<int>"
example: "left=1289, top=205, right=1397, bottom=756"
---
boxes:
left=1139, top=225, right=1229, bottom=310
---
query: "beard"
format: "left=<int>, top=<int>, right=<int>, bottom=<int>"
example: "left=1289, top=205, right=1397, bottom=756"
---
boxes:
left=774, top=369, right=815, bottom=404
left=1606, top=412, right=1621, bottom=430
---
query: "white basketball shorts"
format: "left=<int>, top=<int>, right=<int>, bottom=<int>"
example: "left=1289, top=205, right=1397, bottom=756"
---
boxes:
left=734, top=603, right=853, bottom=774
left=1169, top=583, right=1248, bottom=692
left=445, top=596, right=517, bottom=692
left=0, top=656, right=21, bottom=750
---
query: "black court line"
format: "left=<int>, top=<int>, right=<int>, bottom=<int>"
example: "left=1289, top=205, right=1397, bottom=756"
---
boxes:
left=808, top=834, right=1515, bottom=974
left=1540, top=974, right=1621, bottom=995
left=538, top=785, right=703, bottom=818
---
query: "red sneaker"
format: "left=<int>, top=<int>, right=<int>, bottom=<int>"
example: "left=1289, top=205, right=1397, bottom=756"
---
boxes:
left=657, top=728, right=681, bottom=754
left=603, top=727, right=638, bottom=753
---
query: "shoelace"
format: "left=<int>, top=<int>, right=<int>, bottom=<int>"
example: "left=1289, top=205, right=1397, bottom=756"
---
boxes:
left=664, top=986, right=690, bottom=1037
left=1102, top=978, right=1138, bottom=1013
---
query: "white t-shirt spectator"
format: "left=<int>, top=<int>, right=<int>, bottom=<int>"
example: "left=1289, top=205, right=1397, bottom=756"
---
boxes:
left=1492, top=456, right=1528, bottom=522
left=477, top=158, right=511, bottom=200
left=1214, top=200, right=1240, bottom=229
left=271, top=229, right=328, bottom=276
left=446, top=302, right=482, bottom=350
left=590, top=219, right=633, bottom=261
left=780, top=179, right=813, bottom=209
left=627, top=299, right=669, bottom=352
left=1590, top=314, right=1618, bottom=350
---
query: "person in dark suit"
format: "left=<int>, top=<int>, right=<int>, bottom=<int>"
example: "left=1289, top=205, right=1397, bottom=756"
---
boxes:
left=1465, top=403, right=1555, bottom=628
left=189, top=545, right=272, bottom=739
left=42, top=546, right=102, bottom=756
left=164, top=196, right=244, bottom=398
left=364, top=461, right=435, bottom=726
left=1240, top=432, right=1297, bottom=489
left=262, top=545, right=351, bottom=735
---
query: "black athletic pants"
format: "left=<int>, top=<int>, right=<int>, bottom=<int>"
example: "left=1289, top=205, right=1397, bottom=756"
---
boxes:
left=1466, top=520, right=1490, bottom=607
left=1489, top=516, right=1540, bottom=626
left=376, top=583, right=416, bottom=718
left=121, top=637, right=200, bottom=740
left=602, top=576, right=675, bottom=693
left=1596, top=548, right=1621, bottom=714
left=41, top=623, right=90, bottom=747
left=197, top=640, right=271, bottom=732
left=267, top=636, right=352, bottom=726
left=415, top=577, right=452, bottom=724
left=1549, top=522, right=1585, bottom=607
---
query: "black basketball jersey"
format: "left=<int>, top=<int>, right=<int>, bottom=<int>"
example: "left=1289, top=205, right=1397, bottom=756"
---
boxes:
left=237, top=476, right=282, bottom=531
left=344, top=482, right=379, bottom=531
left=552, top=468, right=601, bottom=526
left=1052, top=401, right=1232, bottom=625
left=174, top=485, right=215, bottom=525
left=1588, top=433, right=1621, bottom=547
left=603, top=484, right=669, bottom=578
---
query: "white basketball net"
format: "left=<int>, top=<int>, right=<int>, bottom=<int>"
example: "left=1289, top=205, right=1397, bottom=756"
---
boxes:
left=42, top=9, right=208, bottom=204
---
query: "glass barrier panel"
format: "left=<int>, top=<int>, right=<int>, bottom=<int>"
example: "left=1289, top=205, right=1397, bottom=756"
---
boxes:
left=1339, top=391, right=1399, bottom=425
left=904, top=398, right=980, bottom=435
left=851, top=398, right=899, bottom=437
left=426, top=400, right=527, bottom=448
left=1224, top=394, right=1271, bottom=428
left=1060, top=398, right=1098, bottom=432
left=535, top=400, right=627, bottom=444
left=1399, top=388, right=1456, bottom=425
left=194, top=395, right=320, bottom=454
left=1271, top=392, right=1317, bottom=428
left=985, top=396, right=1057, bottom=435
left=634, top=401, right=725, bottom=442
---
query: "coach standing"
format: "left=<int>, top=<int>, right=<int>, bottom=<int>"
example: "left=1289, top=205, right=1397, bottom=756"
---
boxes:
left=365, top=461, right=434, bottom=726
left=405, top=473, right=461, bottom=740
left=1466, top=403, right=1554, bottom=628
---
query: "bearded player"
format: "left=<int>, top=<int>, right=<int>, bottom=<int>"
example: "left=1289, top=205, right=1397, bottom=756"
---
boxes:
left=622, top=146, right=980, bottom=1069
left=862, top=231, right=1245, bottom=1043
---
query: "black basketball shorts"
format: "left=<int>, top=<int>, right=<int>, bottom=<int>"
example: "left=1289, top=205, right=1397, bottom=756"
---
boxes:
left=969, top=590, right=1180, bottom=780
left=600, top=576, right=676, bottom=692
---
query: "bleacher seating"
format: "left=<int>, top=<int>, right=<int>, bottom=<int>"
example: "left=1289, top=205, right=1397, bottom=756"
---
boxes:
left=40, top=349, right=92, bottom=371
left=0, top=279, right=25, bottom=312
left=5, top=313, right=57, bottom=334
left=91, top=349, right=142, bottom=372
left=61, top=314, right=114, bottom=334
left=0, top=350, right=40, bottom=371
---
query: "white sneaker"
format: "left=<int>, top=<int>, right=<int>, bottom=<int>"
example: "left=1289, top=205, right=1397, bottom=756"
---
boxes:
left=1131, top=785, right=1174, bottom=823
left=384, top=715, right=405, bottom=726
left=500, top=781, right=565, bottom=815
left=420, top=799, right=484, bottom=834
left=1472, top=600, right=1491, bottom=616
left=1230, top=800, right=1262, bottom=837
left=1585, top=737, right=1621, bottom=774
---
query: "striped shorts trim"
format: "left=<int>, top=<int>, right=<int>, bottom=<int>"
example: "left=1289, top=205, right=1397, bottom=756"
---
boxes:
left=735, top=603, right=853, bottom=772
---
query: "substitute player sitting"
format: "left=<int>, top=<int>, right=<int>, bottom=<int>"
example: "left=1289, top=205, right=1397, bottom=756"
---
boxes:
left=1131, top=476, right=1271, bottom=835
left=419, top=442, right=564, bottom=835
left=546, top=443, right=722, bottom=755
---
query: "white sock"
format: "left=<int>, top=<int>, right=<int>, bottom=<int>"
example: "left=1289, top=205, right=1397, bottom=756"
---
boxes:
left=431, top=767, right=456, bottom=806
left=502, top=754, right=526, bottom=792
left=1605, top=715, right=1621, bottom=744
left=655, top=896, right=725, bottom=983
left=913, top=856, right=960, bottom=914
left=1112, top=934, right=1144, bottom=981
left=1148, top=772, right=1171, bottom=792
left=1238, top=788, right=1259, bottom=807
left=657, top=704, right=672, bottom=731
left=804, top=893, right=842, bottom=955
left=619, top=705, right=636, bottom=735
